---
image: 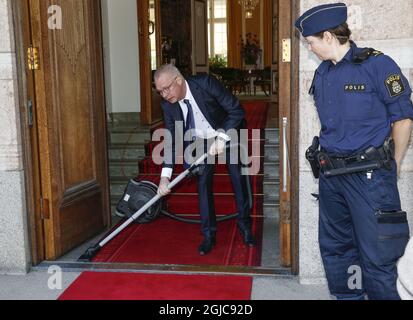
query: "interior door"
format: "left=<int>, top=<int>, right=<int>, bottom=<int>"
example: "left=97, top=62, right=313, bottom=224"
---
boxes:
left=271, top=0, right=279, bottom=103
left=26, top=0, right=110, bottom=260
left=138, top=0, right=163, bottom=125
left=191, top=0, right=209, bottom=74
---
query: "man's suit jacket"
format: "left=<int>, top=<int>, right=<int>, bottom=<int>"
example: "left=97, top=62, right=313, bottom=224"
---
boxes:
left=161, top=74, right=246, bottom=169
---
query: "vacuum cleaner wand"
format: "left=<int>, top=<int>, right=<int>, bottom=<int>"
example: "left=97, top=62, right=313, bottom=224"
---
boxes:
left=78, top=153, right=209, bottom=262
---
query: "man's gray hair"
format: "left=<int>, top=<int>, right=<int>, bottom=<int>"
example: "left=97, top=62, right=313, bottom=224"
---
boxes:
left=154, top=64, right=183, bottom=82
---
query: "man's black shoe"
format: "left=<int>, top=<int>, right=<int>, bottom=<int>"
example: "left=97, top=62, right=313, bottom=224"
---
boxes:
left=239, top=229, right=256, bottom=247
left=198, top=238, right=216, bottom=255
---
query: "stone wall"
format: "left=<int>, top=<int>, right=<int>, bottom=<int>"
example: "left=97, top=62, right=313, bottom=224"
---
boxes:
left=298, top=0, right=413, bottom=284
left=0, top=0, right=30, bottom=274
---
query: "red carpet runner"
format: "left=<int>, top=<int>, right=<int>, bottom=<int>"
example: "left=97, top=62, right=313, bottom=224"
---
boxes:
left=93, top=102, right=269, bottom=266
left=59, top=272, right=253, bottom=300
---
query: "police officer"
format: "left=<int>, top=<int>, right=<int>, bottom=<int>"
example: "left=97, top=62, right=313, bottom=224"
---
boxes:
left=296, top=3, right=413, bottom=300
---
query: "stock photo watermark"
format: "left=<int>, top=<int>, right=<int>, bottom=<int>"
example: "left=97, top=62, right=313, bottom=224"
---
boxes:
left=150, top=126, right=262, bottom=175
left=47, top=265, right=62, bottom=290
left=48, top=5, right=62, bottom=30
left=348, top=265, right=362, bottom=291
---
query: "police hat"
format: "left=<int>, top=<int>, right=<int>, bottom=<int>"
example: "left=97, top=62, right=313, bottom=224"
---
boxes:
left=295, top=3, right=348, bottom=37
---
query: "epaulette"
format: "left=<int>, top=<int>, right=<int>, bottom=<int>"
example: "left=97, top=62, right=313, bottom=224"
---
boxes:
left=352, top=48, right=383, bottom=64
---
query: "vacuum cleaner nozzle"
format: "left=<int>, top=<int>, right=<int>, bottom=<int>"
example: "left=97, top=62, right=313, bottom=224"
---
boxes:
left=77, top=244, right=101, bottom=262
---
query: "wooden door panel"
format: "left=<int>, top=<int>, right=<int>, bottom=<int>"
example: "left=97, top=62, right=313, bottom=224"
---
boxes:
left=138, top=0, right=163, bottom=125
left=30, top=0, right=109, bottom=259
left=15, top=0, right=46, bottom=264
left=191, top=0, right=208, bottom=74
left=278, top=0, right=292, bottom=267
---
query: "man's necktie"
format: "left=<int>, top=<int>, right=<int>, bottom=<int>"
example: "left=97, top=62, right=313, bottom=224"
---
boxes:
left=183, top=99, right=195, bottom=135
left=183, top=99, right=196, bottom=168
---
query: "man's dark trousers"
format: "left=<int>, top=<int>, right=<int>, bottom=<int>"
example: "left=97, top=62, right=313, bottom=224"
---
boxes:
left=195, top=139, right=251, bottom=240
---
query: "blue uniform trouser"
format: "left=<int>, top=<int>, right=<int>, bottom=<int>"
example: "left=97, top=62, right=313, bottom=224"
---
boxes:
left=319, top=160, right=410, bottom=300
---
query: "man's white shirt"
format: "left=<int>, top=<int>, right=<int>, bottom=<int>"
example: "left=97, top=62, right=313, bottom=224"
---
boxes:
left=161, top=80, right=230, bottom=179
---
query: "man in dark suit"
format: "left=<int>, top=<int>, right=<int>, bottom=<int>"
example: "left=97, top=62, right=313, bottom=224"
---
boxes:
left=154, top=64, right=256, bottom=255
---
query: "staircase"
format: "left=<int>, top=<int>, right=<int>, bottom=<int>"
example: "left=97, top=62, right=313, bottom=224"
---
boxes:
left=107, top=115, right=280, bottom=222
left=263, top=128, right=280, bottom=218
left=107, top=114, right=152, bottom=215
left=261, top=127, right=281, bottom=267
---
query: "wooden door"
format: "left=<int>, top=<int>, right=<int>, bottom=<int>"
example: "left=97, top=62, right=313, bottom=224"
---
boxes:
left=191, top=0, right=209, bottom=74
left=24, top=0, right=110, bottom=260
left=138, top=0, right=163, bottom=125
left=278, top=0, right=293, bottom=268
left=270, top=1, right=279, bottom=103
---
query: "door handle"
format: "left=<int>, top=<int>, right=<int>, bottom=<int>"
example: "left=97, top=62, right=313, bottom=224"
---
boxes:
left=282, top=117, right=290, bottom=193
left=148, top=21, right=155, bottom=35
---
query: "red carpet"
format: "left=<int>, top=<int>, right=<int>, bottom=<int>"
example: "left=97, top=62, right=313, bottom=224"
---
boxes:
left=59, top=272, right=252, bottom=300
left=93, top=216, right=262, bottom=266
left=95, top=102, right=269, bottom=266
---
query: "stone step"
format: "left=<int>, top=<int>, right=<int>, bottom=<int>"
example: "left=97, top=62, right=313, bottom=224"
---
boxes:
left=264, top=143, right=280, bottom=161
left=263, top=203, right=280, bottom=218
left=109, top=131, right=151, bottom=145
left=108, top=144, right=146, bottom=161
left=263, top=177, right=280, bottom=185
left=111, top=204, right=280, bottom=219
left=263, top=160, right=280, bottom=178
left=107, top=121, right=150, bottom=132
left=265, top=128, right=279, bottom=144
left=110, top=193, right=266, bottom=207
left=110, top=182, right=129, bottom=199
left=109, top=112, right=140, bottom=124
left=264, top=193, right=280, bottom=203
left=109, top=175, right=133, bottom=183
left=263, top=179, right=280, bottom=196
left=109, top=160, right=139, bottom=178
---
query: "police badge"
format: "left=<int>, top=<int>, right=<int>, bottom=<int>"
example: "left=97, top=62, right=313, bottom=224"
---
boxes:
left=385, top=74, right=405, bottom=97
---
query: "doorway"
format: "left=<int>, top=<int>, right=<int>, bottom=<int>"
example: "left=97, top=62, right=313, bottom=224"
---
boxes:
left=17, top=0, right=299, bottom=275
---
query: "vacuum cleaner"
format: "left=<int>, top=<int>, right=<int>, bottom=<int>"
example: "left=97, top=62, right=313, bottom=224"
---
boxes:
left=78, top=144, right=253, bottom=262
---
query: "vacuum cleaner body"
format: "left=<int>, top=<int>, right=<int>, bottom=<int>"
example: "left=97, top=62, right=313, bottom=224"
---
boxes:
left=115, top=179, right=162, bottom=224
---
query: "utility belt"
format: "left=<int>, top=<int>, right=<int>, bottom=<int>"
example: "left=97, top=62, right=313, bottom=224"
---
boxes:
left=306, top=137, right=395, bottom=179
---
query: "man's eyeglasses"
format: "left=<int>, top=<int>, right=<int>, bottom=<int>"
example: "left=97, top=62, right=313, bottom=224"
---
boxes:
left=157, top=76, right=178, bottom=96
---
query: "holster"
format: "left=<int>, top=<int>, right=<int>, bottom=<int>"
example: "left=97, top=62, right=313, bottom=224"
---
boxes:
left=305, top=136, right=321, bottom=179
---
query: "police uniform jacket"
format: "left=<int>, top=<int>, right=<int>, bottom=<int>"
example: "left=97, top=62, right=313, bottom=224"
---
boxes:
left=311, top=41, right=413, bottom=156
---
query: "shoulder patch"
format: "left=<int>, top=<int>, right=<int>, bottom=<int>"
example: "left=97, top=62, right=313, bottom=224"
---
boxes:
left=385, top=74, right=405, bottom=97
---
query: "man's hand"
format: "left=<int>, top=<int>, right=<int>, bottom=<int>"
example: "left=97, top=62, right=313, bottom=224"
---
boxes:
left=158, top=177, right=171, bottom=196
left=209, top=137, right=227, bottom=156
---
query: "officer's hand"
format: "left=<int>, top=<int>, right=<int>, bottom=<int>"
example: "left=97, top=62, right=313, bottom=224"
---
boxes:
left=158, top=177, right=171, bottom=196
left=209, top=138, right=226, bottom=156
